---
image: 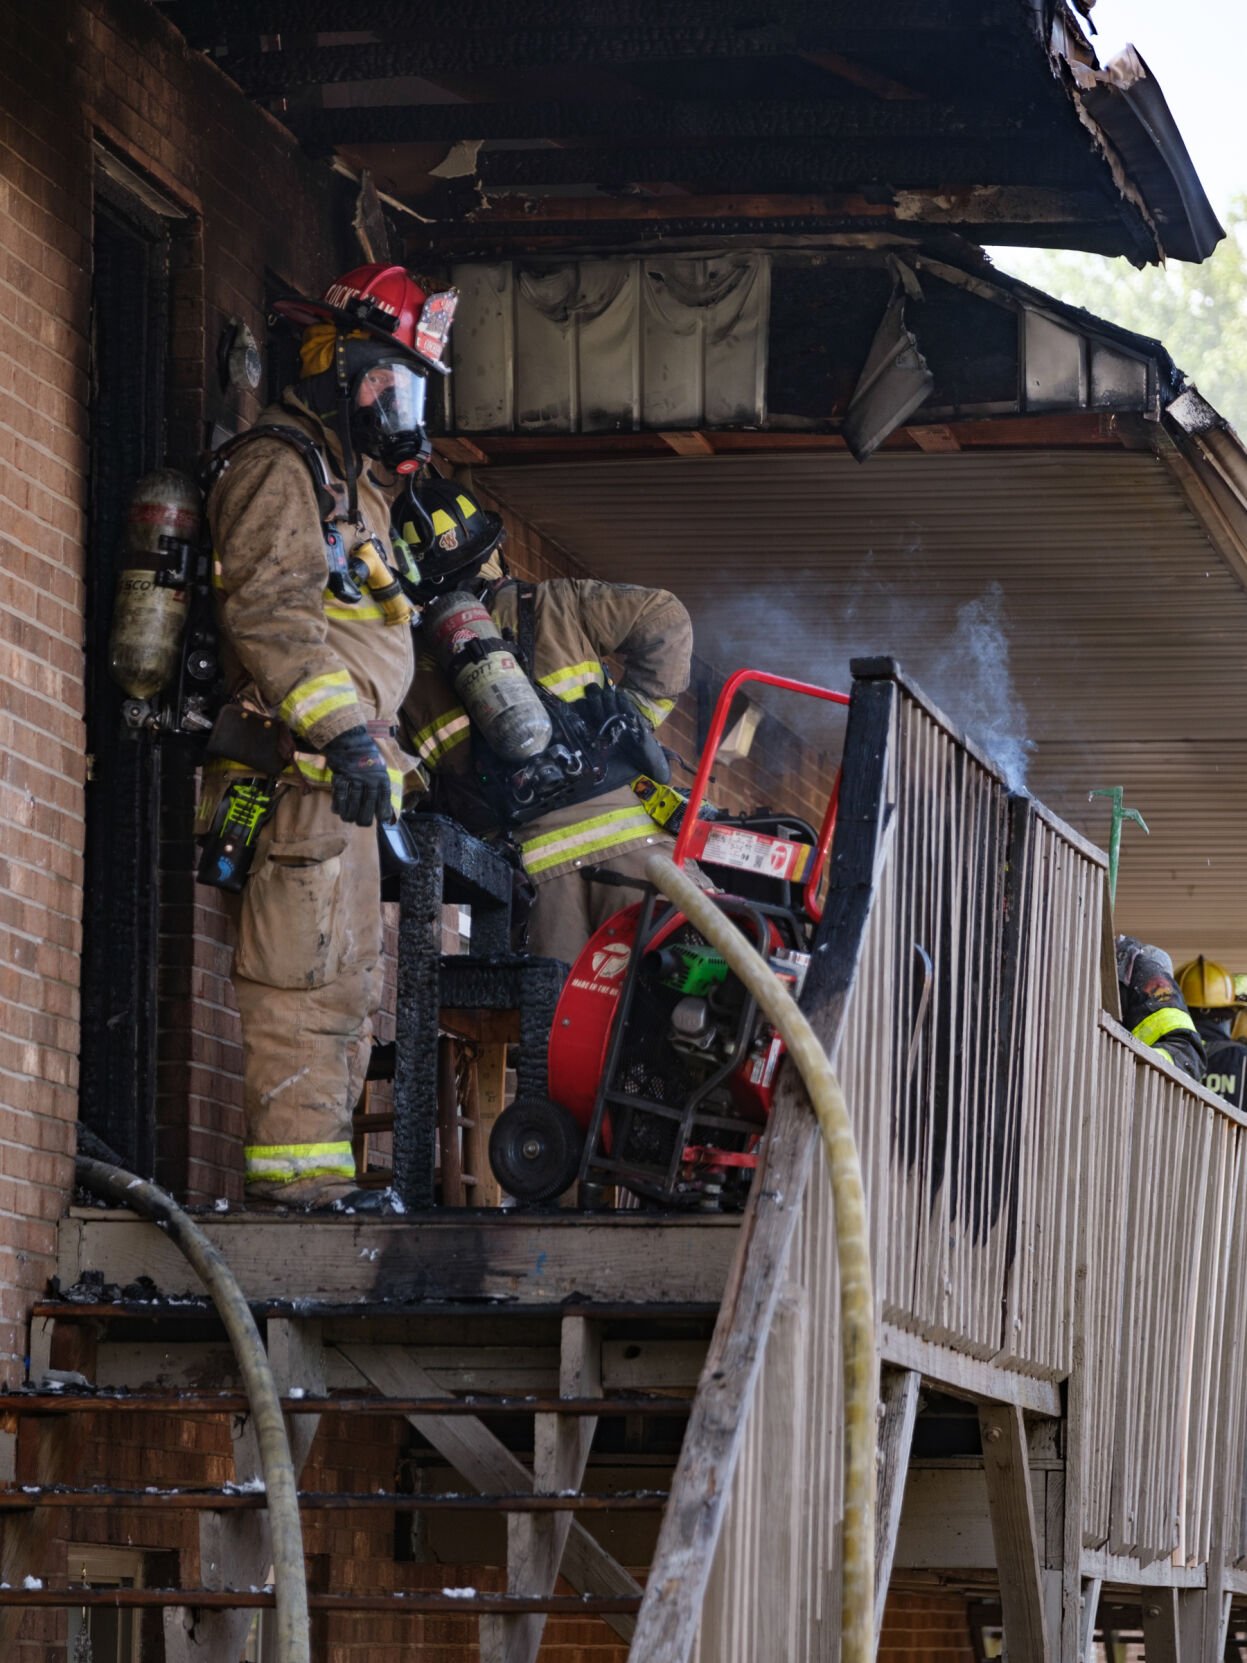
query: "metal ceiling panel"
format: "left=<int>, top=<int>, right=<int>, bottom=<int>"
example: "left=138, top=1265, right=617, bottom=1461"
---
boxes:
left=480, top=450, right=1247, bottom=963
left=450, top=256, right=769, bottom=434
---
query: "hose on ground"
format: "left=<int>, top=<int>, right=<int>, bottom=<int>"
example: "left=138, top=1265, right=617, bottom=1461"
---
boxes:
left=74, top=1154, right=310, bottom=1663
left=643, top=853, right=877, bottom=1663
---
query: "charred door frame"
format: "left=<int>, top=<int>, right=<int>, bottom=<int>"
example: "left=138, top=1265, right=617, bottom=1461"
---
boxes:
left=81, top=160, right=180, bottom=1174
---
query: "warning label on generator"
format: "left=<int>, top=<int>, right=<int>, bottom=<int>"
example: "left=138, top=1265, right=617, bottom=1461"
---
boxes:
left=699, top=827, right=811, bottom=881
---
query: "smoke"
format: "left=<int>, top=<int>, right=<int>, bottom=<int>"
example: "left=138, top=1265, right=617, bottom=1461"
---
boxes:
left=696, top=558, right=1034, bottom=793
left=924, top=583, right=1035, bottom=792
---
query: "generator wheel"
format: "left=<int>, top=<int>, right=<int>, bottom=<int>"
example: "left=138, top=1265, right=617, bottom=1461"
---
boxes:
left=489, top=1098, right=584, bottom=1204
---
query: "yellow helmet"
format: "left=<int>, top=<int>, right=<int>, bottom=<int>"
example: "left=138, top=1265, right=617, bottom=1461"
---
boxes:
left=1233, top=1008, right=1247, bottom=1044
left=1176, top=956, right=1237, bottom=1010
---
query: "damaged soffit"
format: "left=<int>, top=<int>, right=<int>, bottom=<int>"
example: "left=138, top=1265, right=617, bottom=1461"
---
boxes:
left=164, top=0, right=1222, bottom=263
left=437, top=248, right=1170, bottom=449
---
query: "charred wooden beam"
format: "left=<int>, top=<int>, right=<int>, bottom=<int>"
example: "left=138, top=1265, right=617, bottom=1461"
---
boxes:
left=287, top=98, right=1044, bottom=147
left=205, top=0, right=1013, bottom=36
left=800, top=48, right=924, bottom=101
left=402, top=178, right=1143, bottom=263
left=297, top=109, right=1057, bottom=161
left=410, top=183, right=1116, bottom=233
left=56, top=1212, right=739, bottom=1308
left=456, top=139, right=1098, bottom=193
left=222, top=29, right=808, bottom=88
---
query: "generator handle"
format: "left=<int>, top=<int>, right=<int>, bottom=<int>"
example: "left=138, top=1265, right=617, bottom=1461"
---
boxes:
left=672, top=669, right=850, bottom=893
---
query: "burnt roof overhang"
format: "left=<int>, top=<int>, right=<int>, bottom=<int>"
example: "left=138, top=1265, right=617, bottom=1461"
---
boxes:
left=163, top=0, right=1223, bottom=265
left=423, top=245, right=1187, bottom=467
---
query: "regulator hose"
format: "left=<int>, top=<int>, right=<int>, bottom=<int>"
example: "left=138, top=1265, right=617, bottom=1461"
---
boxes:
left=74, top=1154, right=310, bottom=1663
left=642, top=854, right=877, bottom=1663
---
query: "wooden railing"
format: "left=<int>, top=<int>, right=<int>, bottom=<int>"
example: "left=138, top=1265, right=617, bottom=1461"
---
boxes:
left=630, top=657, right=1247, bottom=1662
left=1082, top=1020, right=1247, bottom=1573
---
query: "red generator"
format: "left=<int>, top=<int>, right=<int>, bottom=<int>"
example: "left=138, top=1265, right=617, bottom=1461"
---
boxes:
left=488, top=670, right=848, bottom=1211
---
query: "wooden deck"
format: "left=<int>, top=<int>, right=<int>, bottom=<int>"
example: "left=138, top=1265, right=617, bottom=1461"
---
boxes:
left=56, top=1208, right=740, bottom=1309
left=14, top=660, right=1247, bottom=1662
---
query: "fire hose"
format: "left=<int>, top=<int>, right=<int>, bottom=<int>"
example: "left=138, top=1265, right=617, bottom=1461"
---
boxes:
left=643, top=853, right=877, bottom=1663
left=74, top=1150, right=310, bottom=1663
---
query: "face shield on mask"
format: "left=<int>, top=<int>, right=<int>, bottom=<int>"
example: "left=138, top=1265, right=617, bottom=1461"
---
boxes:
left=349, top=360, right=431, bottom=473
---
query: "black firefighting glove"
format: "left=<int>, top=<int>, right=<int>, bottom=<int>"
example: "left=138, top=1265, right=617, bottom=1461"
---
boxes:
left=580, top=683, right=671, bottom=785
left=322, top=726, right=391, bottom=828
left=578, top=680, right=629, bottom=737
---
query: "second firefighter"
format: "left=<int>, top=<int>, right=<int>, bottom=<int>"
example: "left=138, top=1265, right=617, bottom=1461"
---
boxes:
left=399, top=477, right=693, bottom=965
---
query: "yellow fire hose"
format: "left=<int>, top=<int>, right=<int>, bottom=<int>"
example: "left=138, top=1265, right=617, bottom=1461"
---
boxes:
left=75, top=1154, right=310, bottom=1662
left=643, top=854, right=877, bottom=1663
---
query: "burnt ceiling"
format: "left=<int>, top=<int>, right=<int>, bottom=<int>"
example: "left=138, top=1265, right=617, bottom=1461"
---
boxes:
left=159, top=0, right=1222, bottom=264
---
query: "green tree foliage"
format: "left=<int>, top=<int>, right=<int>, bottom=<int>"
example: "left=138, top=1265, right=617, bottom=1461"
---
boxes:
left=992, top=196, right=1247, bottom=433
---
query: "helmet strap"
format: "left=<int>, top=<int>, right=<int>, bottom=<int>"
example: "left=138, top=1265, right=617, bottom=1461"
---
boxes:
left=333, top=334, right=360, bottom=522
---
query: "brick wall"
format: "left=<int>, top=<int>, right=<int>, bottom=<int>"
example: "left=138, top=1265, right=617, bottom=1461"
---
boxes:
left=0, top=2, right=91, bottom=1393
left=64, top=1404, right=637, bottom=1661
left=0, top=0, right=363, bottom=1277
left=2, top=2, right=371, bottom=1647
left=879, top=1590, right=977, bottom=1663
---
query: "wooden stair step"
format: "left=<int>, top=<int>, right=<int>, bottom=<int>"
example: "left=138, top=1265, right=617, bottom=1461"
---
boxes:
left=0, top=1485, right=668, bottom=1512
left=0, top=1390, right=692, bottom=1417
left=31, top=1297, right=720, bottom=1322
left=0, top=1587, right=642, bottom=1614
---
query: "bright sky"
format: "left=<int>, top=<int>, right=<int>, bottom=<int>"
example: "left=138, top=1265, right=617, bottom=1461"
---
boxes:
left=1083, top=0, right=1245, bottom=215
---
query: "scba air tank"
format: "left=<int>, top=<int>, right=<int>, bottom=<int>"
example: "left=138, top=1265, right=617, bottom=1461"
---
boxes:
left=108, top=470, right=202, bottom=701
left=423, top=591, right=552, bottom=761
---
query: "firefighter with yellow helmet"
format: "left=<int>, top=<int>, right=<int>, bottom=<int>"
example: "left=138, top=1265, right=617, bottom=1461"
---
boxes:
left=1176, top=956, right=1247, bottom=1108
left=197, top=263, right=454, bottom=1212
left=397, top=476, right=693, bottom=966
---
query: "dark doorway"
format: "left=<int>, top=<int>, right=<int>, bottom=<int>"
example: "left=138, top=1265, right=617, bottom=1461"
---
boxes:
left=80, top=163, right=176, bottom=1174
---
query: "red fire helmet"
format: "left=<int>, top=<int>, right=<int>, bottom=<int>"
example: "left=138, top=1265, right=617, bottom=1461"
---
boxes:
left=273, top=263, right=456, bottom=375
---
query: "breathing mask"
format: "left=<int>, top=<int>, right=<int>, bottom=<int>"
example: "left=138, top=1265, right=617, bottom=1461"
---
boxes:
left=349, top=359, right=431, bottom=473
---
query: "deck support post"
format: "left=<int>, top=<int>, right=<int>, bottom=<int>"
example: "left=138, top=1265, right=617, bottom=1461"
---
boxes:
left=979, top=1404, right=1047, bottom=1663
left=480, top=1314, right=602, bottom=1663
left=1077, top=1576, right=1101, bottom=1663
left=875, top=1366, right=920, bottom=1641
left=337, top=1342, right=639, bottom=1642
left=164, top=1318, right=324, bottom=1663
left=1140, top=1587, right=1205, bottom=1663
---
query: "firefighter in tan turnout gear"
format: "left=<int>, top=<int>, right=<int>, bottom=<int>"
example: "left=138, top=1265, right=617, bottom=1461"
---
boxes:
left=397, top=477, right=693, bottom=966
left=197, top=263, right=455, bottom=1212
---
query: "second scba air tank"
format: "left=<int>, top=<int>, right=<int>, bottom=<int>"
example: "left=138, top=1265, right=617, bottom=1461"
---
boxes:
left=422, top=591, right=552, bottom=761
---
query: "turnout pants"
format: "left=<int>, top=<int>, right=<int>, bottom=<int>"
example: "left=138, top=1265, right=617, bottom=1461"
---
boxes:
left=526, top=838, right=707, bottom=969
left=228, top=785, right=383, bottom=1202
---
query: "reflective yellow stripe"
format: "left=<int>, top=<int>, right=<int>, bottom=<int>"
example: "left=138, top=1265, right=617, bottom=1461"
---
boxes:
left=413, top=708, right=470, bottom=764
left=520, top=805, right=655, bottom=876
left=325, top=595, right=386, bottom=621
left=298, top=690, right=356, bottom=729
left=279, top=670, right=357, bottom=736
left=538, top=660, right=603, bottom=700
left=244, top=1142, right=356, bottom=1183
left=1133, top=1007, right=1197, bottom=1048
left=629, top=692, right=674, bottom=728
